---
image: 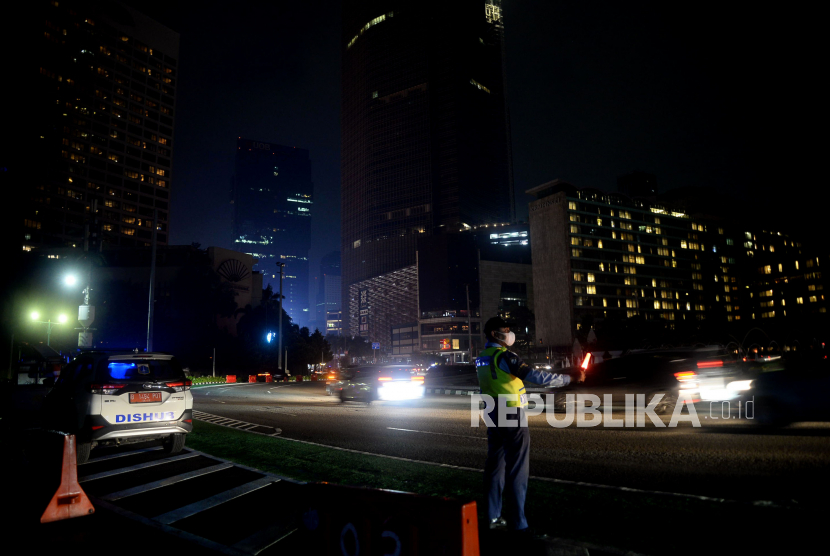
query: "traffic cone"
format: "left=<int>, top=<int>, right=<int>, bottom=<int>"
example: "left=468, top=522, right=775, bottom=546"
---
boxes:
left=40, top=435, right=95, bottom=523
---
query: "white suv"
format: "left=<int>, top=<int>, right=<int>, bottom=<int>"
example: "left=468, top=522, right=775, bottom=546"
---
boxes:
left=43, top=351, right=193, bottom=463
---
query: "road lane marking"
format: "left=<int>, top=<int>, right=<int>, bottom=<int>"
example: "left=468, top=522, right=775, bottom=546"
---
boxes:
left=193, top=411, right=281, bottom=436
left=387, top=427, right=485, bottom=440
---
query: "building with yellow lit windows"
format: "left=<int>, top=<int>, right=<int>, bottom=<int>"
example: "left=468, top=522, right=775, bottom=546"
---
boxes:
left=527, top=180, right=827, bottom=349
left=24, top=0, right=179, bottom=252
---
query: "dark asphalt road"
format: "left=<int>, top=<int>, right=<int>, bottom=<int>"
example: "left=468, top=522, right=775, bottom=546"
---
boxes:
left=193, top=382, right=830, bottom=505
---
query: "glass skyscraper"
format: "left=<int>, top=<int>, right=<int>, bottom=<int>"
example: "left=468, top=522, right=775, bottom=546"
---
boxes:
left=341, top=0, right=514, bottom=337
left=231, top=139, right=313, bottom=327
left=314, top=251, right=342, bottom=335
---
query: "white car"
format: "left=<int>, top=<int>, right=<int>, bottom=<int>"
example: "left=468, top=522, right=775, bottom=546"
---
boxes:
left=44, top=351, right=193, bottom=463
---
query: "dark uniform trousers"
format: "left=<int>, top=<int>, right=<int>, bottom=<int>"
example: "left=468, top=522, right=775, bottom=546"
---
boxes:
left=484, top=407, right=530, bottom=530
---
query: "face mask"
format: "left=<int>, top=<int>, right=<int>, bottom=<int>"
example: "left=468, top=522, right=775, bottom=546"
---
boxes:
left=494, top=331, right=516, bottom=347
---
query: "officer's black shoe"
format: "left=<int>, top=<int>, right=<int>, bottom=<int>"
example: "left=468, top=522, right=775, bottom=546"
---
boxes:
left=489, top=517, right=508, bottom=530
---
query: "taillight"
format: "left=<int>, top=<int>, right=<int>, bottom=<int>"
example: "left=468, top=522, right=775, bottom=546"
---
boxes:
left=697, top=360, right=724, bottom=368
left=674, top=371, right=697, bottom=381
left=378, top=377, right=392, bottom=382
left=90, top=384, right=125, bottom=395
left=328, top=375, right=335, bottom=380
left=411, top=376, right=424, bottom=382
left=165, top=380, right=192, bottom=392
left=581, top=353, right=592, bottom=369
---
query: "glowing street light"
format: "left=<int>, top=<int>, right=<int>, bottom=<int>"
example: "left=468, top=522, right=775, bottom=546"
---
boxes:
left=30, top=312, right=67, bottom=347
left=64, top=275, right=78, bottom=287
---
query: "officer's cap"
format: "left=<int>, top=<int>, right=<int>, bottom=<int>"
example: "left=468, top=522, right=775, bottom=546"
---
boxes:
left=484, top=316, right=510, bottom=337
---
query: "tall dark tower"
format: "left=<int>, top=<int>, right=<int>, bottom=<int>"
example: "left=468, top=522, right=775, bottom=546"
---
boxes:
left=341, top=0, right=513, bottom=338
left=231, top=139, right=313, bottom=327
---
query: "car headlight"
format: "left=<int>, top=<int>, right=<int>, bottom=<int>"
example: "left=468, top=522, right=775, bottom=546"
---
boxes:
left=726, top=380, right=753, bottom=392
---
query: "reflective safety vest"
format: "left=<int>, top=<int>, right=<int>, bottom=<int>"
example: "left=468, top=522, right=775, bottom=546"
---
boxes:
left=476, top=346, right=527, bottom=408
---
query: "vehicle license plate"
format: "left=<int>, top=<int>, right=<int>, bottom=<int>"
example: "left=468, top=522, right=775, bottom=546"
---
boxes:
left=130, top=392, right=162, bottom=403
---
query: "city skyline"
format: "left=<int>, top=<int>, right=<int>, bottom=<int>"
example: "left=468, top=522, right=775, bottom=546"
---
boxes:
left=4, top=4, right=827, bottom=548
left=100, top=0, right=822, bottom=304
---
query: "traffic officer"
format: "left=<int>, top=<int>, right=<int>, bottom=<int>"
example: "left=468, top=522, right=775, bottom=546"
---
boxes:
left=476, top=316, right=584, bottom=533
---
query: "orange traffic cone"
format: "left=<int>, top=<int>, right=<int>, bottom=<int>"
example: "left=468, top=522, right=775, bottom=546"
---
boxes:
left=40, top=435, right=95, bottom=523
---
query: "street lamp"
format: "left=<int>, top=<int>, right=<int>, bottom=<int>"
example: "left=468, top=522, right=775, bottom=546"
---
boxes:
left=64, top=267, right=95, bottom=348
left=30, top=312, right=67, bottom=347
left=276, top=262, right=286, bottom=372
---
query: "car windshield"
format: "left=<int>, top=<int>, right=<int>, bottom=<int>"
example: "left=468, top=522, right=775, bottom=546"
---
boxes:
left=98, top=358, right=185, bottom=381
left=381, top=367, right=415, bottom=379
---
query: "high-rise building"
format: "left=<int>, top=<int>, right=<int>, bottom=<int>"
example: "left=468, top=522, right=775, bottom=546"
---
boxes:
left=415, top=223, right=532, bottom=363
left=526, top=180, right=824, bottom=348
left=315, top=251, right=342, bottom=335
left=231, top=138, right=313, bottom=326
left=23, top=0, right=179, bottom=251
left=341, top=0, right=514, bottom=338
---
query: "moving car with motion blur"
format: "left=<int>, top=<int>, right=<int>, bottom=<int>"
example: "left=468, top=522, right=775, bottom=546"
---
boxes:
left=549, top=347, right=748, bottom=414
left=338, top=365, right=425, bottom=403
left=43, top=350, right=193, bottom=463
left=325, top=369, right=347, bottom=396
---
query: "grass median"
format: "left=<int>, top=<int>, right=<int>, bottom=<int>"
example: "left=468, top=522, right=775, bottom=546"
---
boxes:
left=187, top=420, right=809, bottom=554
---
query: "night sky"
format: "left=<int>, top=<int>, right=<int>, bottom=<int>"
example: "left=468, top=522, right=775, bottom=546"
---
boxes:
left=124, top=0, right=820, bottom=303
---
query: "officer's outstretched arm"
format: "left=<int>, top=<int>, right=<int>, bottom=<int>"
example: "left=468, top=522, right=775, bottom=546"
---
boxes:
left=499, top=351, right=572, bottom=388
